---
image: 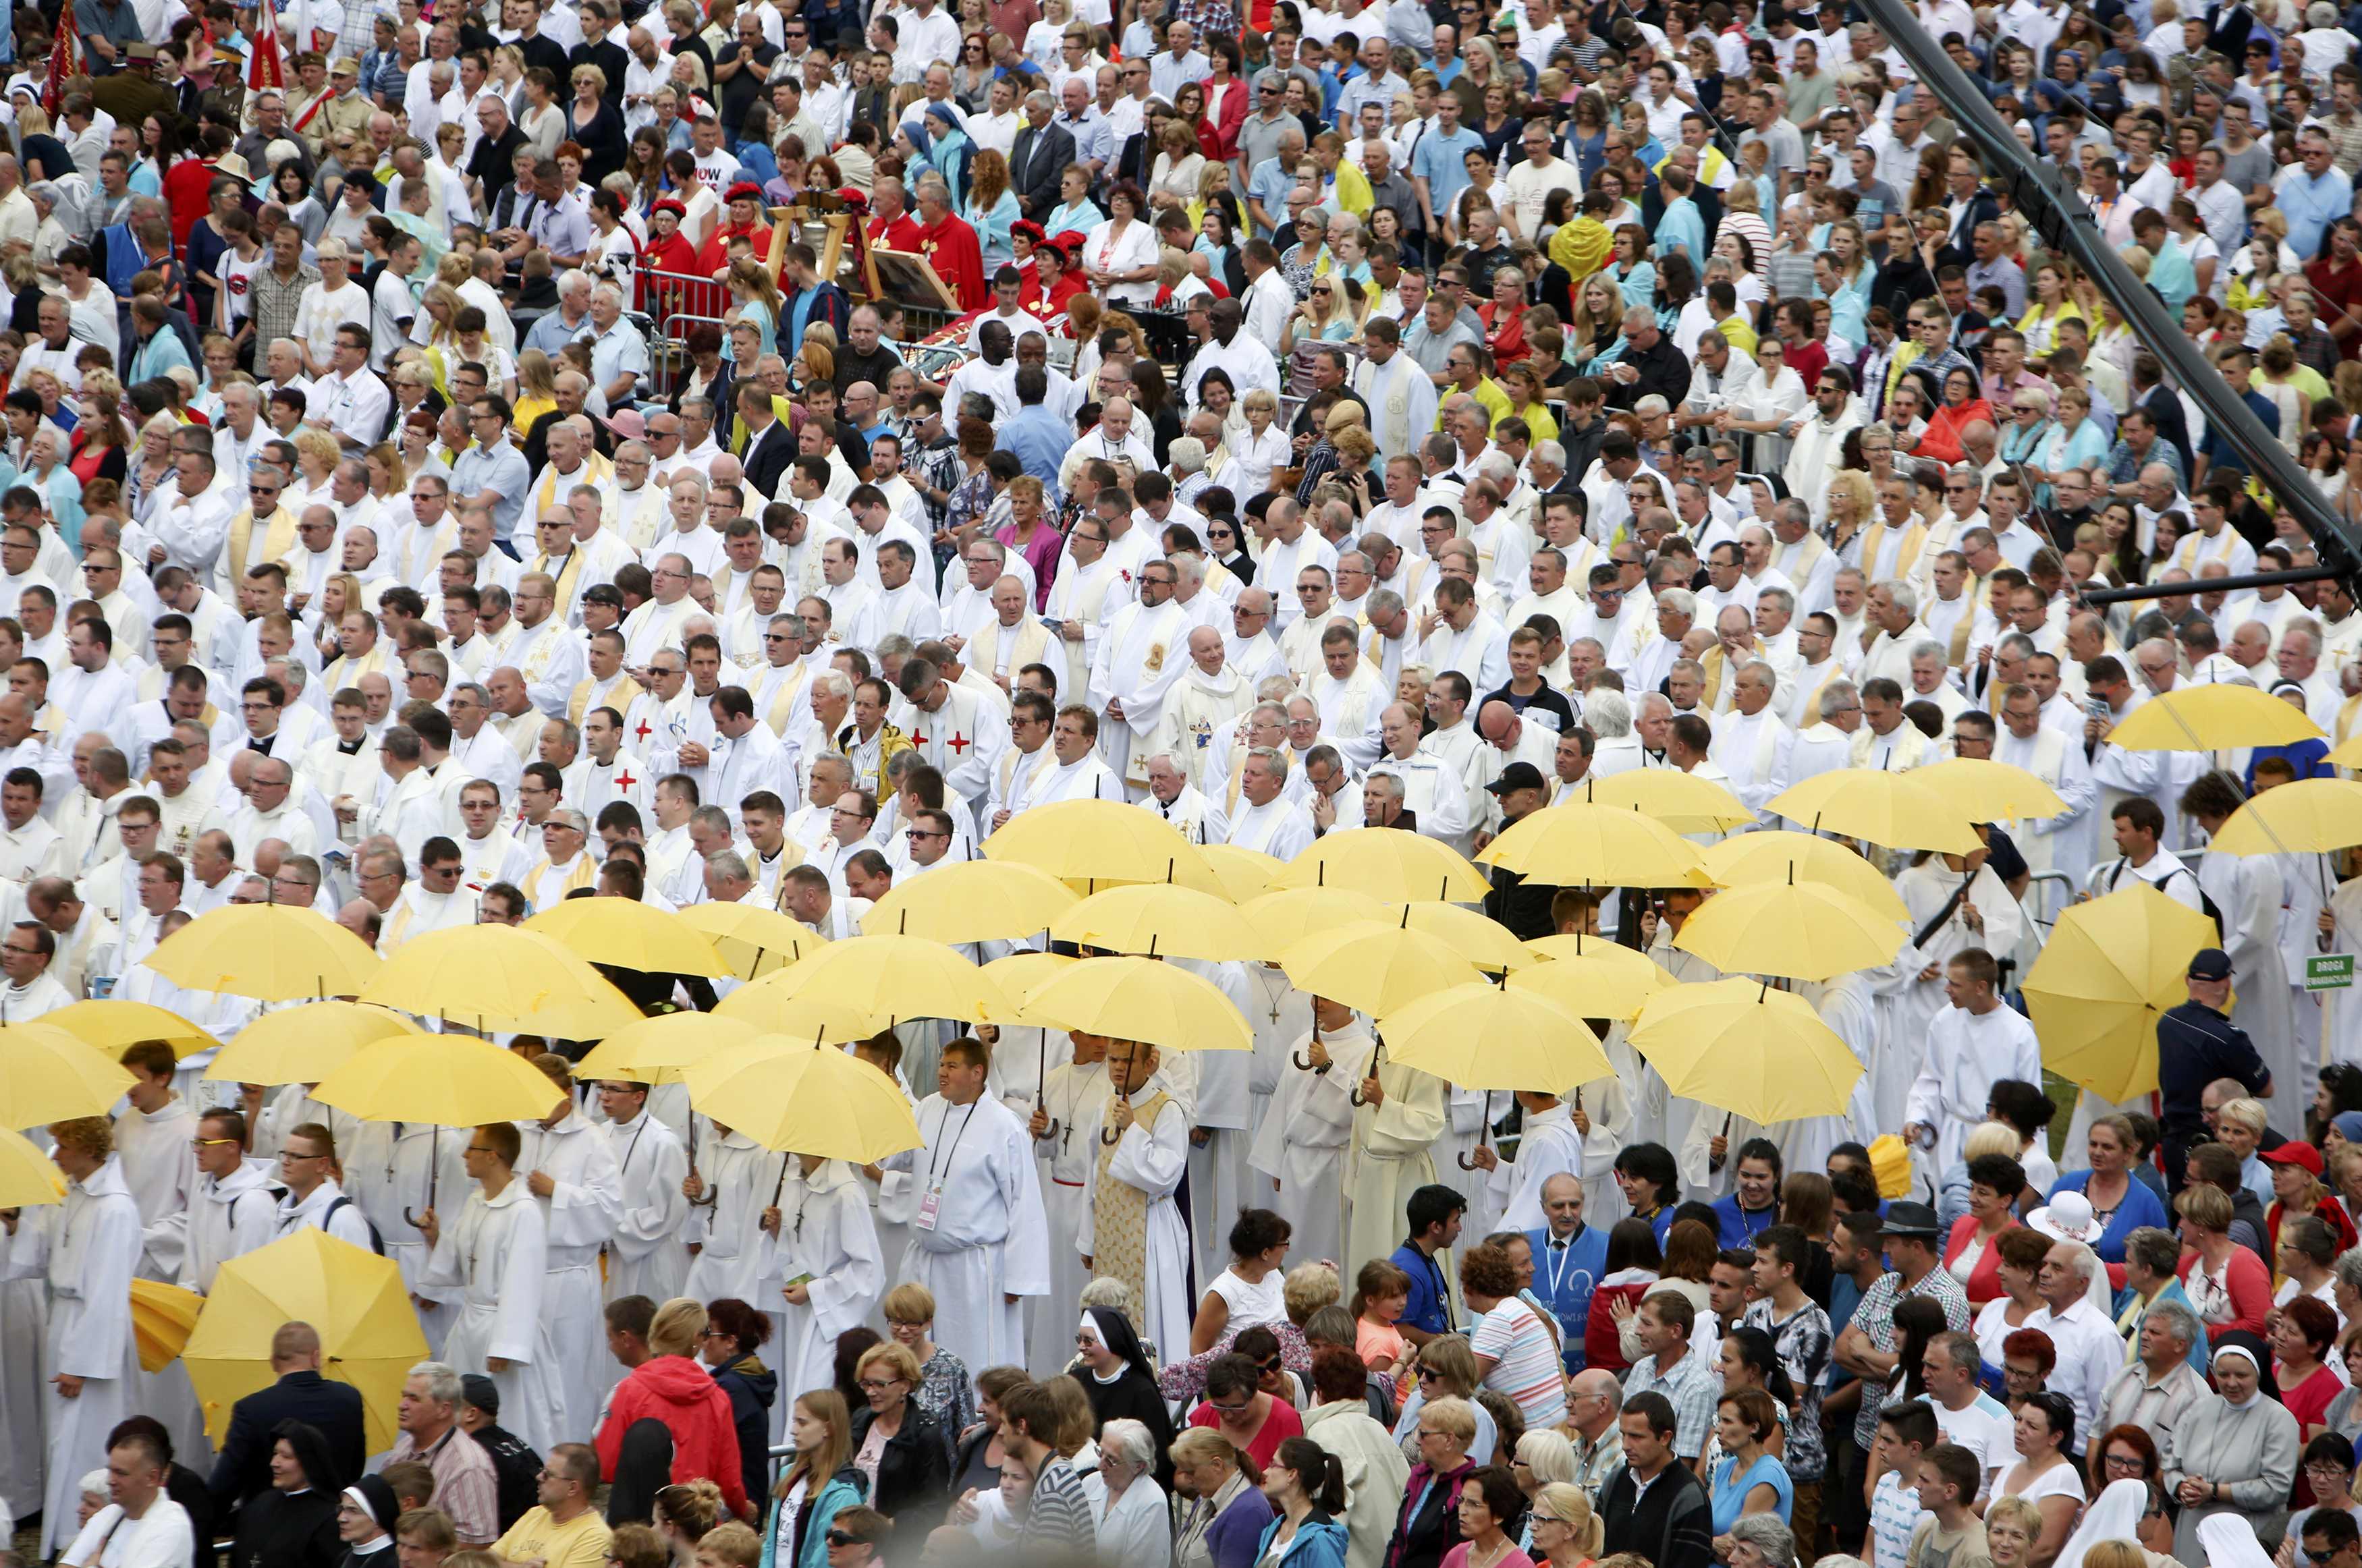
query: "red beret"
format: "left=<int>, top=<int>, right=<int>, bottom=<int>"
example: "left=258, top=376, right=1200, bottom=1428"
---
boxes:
left=651, top=197, right=688, bottom=219
left=725, top=181, right=765, bottom=205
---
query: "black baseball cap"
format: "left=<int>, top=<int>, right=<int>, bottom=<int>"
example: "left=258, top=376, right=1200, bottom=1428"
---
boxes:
left=1486, top=762, right=1547, bottom=796
left=2189, top=947, right=2232, bottom=982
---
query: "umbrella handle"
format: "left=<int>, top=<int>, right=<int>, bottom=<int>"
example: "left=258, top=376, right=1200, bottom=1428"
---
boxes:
left=1350, top=1039, right=1385, bottom=1108
left=404, top=1206, right=427, bottom=1229
left=1101, top=1090, right=1128, bottom=1146
left=1457, top=1115, right=1489, bottom=1172
left=1292, top=1049, right=1317, bottom=1069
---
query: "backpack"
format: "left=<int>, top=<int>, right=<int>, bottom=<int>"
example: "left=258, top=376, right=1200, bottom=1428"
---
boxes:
left=324, top=1195, right=387, bottom=1256
left=2104, top=859, right=2226, bottom=940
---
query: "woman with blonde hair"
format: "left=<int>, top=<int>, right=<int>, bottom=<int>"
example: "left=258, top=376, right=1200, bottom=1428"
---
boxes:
left=847, top=1339, right=951, bottom=1524
left=287, top=428, right=344, bottom=511
left=761, top=1389, right=865, bottom=1568
left=599, top=1299, right=754, bottom=1522
left=311, top=573, right=366, bottom=662
left=1527, top=1482, right=1603, bottom=1568
left=653, top=1480, right=726, bottom=1566
left=1823, top=468, right=1875, bottom=557
left=725, top=258, right=782, bottom=364
left=513, top=349, right=561, bottom=434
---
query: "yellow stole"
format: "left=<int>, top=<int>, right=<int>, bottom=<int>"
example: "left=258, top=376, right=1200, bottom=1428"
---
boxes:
left=225, top=504, right=300, bottom=582
left=1092, top=1088, right=1172, bottom=1319
left=571, top=673, right=644, bottom=726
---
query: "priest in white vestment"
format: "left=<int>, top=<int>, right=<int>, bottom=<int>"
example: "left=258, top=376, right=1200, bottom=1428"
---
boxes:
left=1089, top=561, right=1193, bottom=795
left=1076, top=1040, right=1193, bottom=1369
left=1708, top=663, right=1795, bottom=825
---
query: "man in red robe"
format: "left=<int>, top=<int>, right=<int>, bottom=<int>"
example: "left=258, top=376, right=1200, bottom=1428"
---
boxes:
left=910, top=177, right=987, bottom=310
left=696, top=182, right=773, bottom=279
left=864, top=176, right=924, bottom=253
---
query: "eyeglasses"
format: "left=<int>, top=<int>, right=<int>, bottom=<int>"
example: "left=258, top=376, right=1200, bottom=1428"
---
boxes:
left=856, top=1378, right=903, bottom=1393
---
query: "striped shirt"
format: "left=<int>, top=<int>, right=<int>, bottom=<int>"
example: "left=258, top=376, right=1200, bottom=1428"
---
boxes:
left=387, top=1426, right=500, bottom=1545
left=1472, top=1295, right=1568, bottom=1428
left=1020, top=1457, right=1096, bottom=1554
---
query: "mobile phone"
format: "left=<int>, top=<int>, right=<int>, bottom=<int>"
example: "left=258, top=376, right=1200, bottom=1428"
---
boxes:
left=1040, top=615, right=1063, bottom=630
left=2086, top=696, right=2110, bottom=719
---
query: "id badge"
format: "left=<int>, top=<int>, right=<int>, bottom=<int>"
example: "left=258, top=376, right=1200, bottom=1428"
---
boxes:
left=916, top=1184, right=942, bottom=1231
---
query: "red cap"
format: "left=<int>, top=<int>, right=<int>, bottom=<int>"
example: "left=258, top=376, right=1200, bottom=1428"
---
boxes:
left=725, top=180, right=765, bottom=205
left=651, top=197, right=688, bottom=219
left=2261, top=1140, right=2324, bottom=1177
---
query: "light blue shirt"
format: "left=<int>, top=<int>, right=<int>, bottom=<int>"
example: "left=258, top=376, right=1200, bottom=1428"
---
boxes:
left=2278, top=165, right=2353, bottom=260
left=1055, top=109, right=1112, bottom=174
left=1411, top=124, right=1487, bottom=226
left=1655, top=196, right=1705, bottom=262
left=586, top=320, right=649, bottom=404
left=451, top=437, right=532, bottom=544
left=129, top=327, right=194, bottom=384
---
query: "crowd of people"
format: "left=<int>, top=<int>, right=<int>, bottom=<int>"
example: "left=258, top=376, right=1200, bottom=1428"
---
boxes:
left=3, top=0, right=2362, bottom=1561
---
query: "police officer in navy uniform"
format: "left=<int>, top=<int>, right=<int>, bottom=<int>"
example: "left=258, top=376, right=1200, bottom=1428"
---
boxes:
left=2158, top=947, right=2273, bottom=1193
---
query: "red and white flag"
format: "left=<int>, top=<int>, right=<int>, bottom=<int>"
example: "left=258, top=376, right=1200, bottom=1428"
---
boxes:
left=248, top=0, right=286, bottom=92
left=41, top=4, right=79, bottom=117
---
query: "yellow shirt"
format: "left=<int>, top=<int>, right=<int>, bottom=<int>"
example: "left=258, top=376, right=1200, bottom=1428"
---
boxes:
left=491, top=1507, right=611, bottom=1568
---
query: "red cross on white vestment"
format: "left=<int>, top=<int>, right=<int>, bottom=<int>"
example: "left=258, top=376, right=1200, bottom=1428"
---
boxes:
left=615, top=771, right=638, bottom=790
left=947, top=733, right=970, bottom=754
left=633, top=715, right=653, bottom=744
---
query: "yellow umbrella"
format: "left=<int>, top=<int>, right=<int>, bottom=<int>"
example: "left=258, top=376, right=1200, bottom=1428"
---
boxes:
left=1514, top=934, right=1679, bottom=1020
left=1279, top=920, right=1481, bottom=1017
left=184, top=1229, right=427, bottom=1451
left=862, top=860, right=1078, bottom=942
left=574, top=1013, right=768, bottom=1084
left=356, top=926, right=644, bottom=1038
left=1475, top=803, right=1710, bottom=887
left=48, top=1000, right=213, bottom=1059
left=2326, top=731, right=2362, bottom=771
left=1700, top=831, right=1909, bottom=922
left=147, top=905, right=379, bottom=1001
left=1392, top=901, right=1537, bottom=973
left=982, top=798, right=1225, bottom=893
left=709, top=986, right=918, bottom=1043
left=525, top=898, right=729, bottom=977
left=1381, top=984, right=1616, bottom=1169
left=0, top=1127, right=63, bottom=1206
left=1270, top=831, right=1489, bottom=901
left=1767, top=771, right=1982, bottom=853
left=1672, top=882, right=1906, bottom=982
left=312, top=1033, right=568, bottom=1127
left=1198, top=845, right=1284, bottom=902
left=0, top=1022, right=137, bottom=1129
left=722, top=934, right=1008, bottom=1028
left=2025, top=881, right=2220, bottom=1102
left=2205, top=778, right=2362, bottom=857
left=202, top=1003, right=423, bottom=1088
left=1913, top=758, right=2070, bottom=825
left=1020, top=955, right=1252, bottom=1054
left=131, top=1279, right=204, bottom=1373
left=1569, top=769, right=1757, bottom=833
left=981, top=951, right=1080, bottom=1028
left=2108, top=683, right=2324, bottom=751
left=677, top=902, right=826, bottom=982
left=1053, top=884, right=1263, bottom=961
left=1238, top=888, right=1392, bottom=955
left=682, top=1036, right=923, bottom=1161
left=1629, top=978, right=1863, bottom=1123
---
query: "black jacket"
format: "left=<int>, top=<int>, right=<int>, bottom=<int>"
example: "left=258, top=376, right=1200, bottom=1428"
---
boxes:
left=1603, top=333, right=1690, bottom=412
left=713, top=1355, right=779, bottom=1518
left=740, top=416, right=796, bottom=500
left=229, top=1422, right=346, bottom=1568
left=209, top=1371, right=368, bottom=1515
left=470, top=1422, right=543, bottom=1533
left=1484, top=859, right=1557, bottom=943
left=1383, top=1458, right=1471, bottom=1568
left=846, top=1403, right=950, bottom=1524
left=1007, top=120, right=1075, bottom=219
left=1599, top=1459, right=1714, bottom=1568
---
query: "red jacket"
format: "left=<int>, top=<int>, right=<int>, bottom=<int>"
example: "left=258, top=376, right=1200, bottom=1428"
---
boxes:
left=593, top=1354, right=748, bottom=1519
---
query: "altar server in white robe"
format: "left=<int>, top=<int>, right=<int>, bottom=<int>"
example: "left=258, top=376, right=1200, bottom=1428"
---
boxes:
left=1489, top=1092, right=1589, bottom=1235
left=1342, top=1041, right=1449, bottom=1281
left=771, top=1155, right=883, bottom=1407
left=173, top=1104, right=279, bottom=1293
left=1784, top=970, right=1882, bottom=1177
left=0, top=1119, right=144, bottom=1555
left=2184, top=772, right=2299, bottom=1113
left=680, top=1125, right=791, bottom=1435
left=1905, top=947, right=2044, bottom=1177
left=598, top=1080, right=692, bottom=1306
left=1089, top=558, right=1193, bottom=795
left=110, top=1044, right=197, bottom=1283
left=1028, top=1032, right=1108, bottom=1373
left=420, top=1120, right=566, bottom=1456
left=1076, top=1038, right=1192, bottom=1370
left=1248, top=996, right=1365, bottom=1273
left=876, top=1036, right=1051, bottom=1375
left=517, top=1077, right=623, bottom=1449
left=1177, top=957, right=1257, bottom=1288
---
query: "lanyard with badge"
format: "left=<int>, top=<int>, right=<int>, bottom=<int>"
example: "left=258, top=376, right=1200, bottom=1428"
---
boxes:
left=1541, top=1230, right=1582, bottom=1299
left=916, top=1098, right=979, bottom=1231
